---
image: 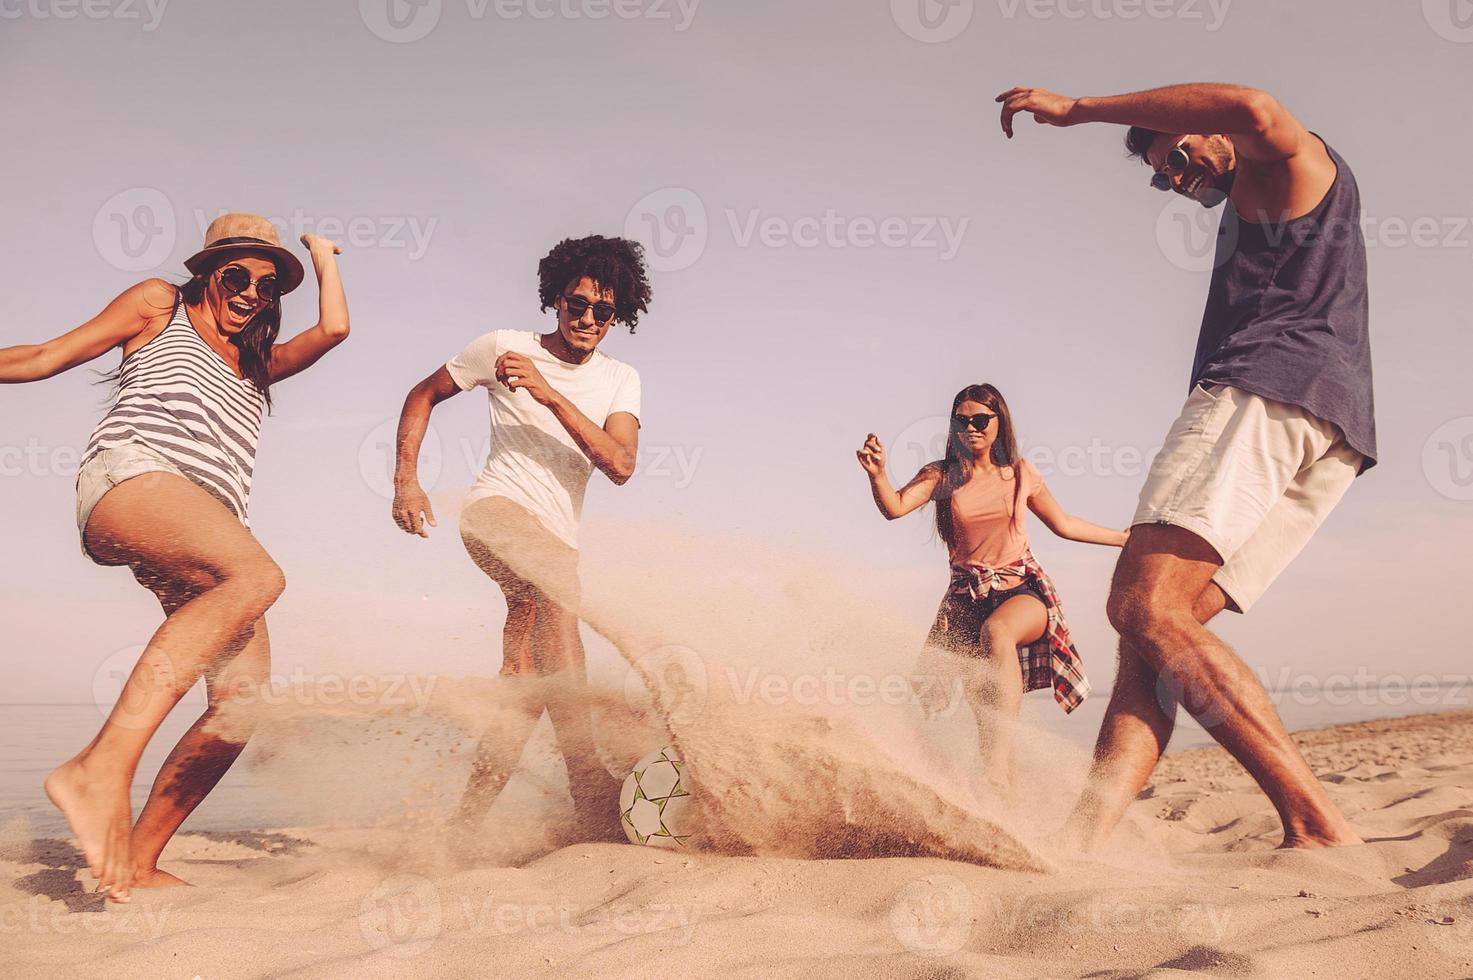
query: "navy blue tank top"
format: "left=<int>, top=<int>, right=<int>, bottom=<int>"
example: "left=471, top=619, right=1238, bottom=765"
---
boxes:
left=1192, top=136, right=1376, bottom=470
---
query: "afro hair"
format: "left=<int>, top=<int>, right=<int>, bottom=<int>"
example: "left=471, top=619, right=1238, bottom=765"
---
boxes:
left=538, top=235, right=653, bottom=333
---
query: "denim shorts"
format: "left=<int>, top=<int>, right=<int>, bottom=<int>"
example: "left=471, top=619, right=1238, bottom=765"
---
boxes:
left=75, top=443, right=186, bottom=564
left=926, top=580, right=1049, bottom=657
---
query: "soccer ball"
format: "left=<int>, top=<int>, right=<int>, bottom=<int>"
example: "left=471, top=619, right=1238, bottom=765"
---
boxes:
left=619, top=746, right=695, bottom=848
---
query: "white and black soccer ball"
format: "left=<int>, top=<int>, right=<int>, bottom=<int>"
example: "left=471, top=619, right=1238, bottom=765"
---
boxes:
left=619, top=746, right=695, bottom=848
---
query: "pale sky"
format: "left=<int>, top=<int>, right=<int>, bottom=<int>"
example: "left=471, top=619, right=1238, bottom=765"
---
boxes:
left=2, top=0, right=1471, bottom=707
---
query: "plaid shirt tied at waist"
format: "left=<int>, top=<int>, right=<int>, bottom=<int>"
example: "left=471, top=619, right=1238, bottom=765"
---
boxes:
left=946, top=549, right=1091, bottom=713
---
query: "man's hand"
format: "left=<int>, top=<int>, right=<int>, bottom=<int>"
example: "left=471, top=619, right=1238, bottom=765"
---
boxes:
left=393, top=482, right=437, bottom=538
left=995, top=87, right=1080, bottom=138
left=495, top=352, right=558, bottom=406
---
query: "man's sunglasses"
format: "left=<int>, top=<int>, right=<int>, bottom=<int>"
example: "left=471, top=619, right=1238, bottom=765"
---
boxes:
left=217, top=265, right=280, bottom=302
left=563, top=295, right=617, bottom=326
left=951, top=411, right=995, bottom=433
left=1150, top=138, right=1192, bottom=191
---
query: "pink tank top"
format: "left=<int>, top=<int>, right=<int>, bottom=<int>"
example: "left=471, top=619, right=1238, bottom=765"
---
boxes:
left=946, top=460, right=1041, bottom=573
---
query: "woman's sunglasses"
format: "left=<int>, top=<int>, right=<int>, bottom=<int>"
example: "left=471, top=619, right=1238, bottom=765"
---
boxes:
left=951, top=411, right=995, bottom=433
left=1150, top=138, right=1192, bottom=191
left=563, top=295, right=617, bottom=326
left=217, top=265, right=280, bottom=302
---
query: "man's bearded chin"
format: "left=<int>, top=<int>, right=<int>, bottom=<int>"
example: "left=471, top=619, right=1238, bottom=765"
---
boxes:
left=1203, top=167, right=1236, bottom=207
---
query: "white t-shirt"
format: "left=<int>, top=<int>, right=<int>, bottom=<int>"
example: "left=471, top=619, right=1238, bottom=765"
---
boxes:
left=446, top=330, right=641, bottom=549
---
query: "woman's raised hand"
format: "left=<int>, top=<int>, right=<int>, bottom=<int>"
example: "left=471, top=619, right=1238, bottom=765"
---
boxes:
left=300, top=233, right=342, bottom=265
left=856, top=433, right=886, bottom=477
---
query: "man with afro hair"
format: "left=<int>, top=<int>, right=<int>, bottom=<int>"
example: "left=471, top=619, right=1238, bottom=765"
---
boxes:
left=392, top=234, right=651, bottom=839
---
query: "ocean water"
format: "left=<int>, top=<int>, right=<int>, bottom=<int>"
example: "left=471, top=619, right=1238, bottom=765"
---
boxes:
left=5, top=681, right=1468, bottom=839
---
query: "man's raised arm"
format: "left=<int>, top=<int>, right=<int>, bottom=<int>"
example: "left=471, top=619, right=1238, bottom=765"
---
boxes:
left=996, top=82, right=1307, bottom=161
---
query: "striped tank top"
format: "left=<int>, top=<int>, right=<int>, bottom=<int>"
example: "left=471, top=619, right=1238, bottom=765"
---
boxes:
left=83, top=296, right=265, bottom=526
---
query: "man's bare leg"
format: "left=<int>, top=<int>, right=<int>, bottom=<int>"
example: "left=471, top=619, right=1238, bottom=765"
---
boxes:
left=1062, top=584, right=1226, bottom=851
left=456, top=593, right=545, bottom=826
left=1082, top=524, right=1360, bottom=850
left=532, top=597, right=623, bottom=839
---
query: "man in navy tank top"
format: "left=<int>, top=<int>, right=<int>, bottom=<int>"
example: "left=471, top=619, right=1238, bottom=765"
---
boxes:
left=996, top=82, right=1375, bottom=851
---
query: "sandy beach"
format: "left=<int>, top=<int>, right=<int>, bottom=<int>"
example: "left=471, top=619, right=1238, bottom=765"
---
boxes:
left=4, top=707, right=1470, bottom=979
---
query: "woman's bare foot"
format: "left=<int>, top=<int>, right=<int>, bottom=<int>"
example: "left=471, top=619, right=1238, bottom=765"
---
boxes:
left=130, top=866, right=192, bottom=888
left=44, top=758, right=134, bottom=901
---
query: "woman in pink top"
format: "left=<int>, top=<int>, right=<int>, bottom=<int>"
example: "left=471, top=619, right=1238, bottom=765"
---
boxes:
left=858, top=383, right=1127, bottom=796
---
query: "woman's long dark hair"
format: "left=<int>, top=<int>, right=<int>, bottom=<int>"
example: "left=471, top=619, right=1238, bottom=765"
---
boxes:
left=932, top=383, right=1023, bottom=550
left=179, top=259, right=282, bottom=408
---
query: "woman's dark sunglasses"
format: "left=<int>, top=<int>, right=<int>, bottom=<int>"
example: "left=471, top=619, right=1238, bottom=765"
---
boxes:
left=1150, top=139, right=1192, bottom=191
left=951, top=411, right=995, bottom=433
left=563, top=295, right=617, bottom=326
left=217, top=265, right=280, bottom=301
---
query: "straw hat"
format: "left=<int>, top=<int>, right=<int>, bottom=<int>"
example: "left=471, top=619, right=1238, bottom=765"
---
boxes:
left=183, top=213, right=306, bottom=295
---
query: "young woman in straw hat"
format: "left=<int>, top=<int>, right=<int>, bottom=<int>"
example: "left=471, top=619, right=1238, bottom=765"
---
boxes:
left=0, top=213, right=349, bottom=899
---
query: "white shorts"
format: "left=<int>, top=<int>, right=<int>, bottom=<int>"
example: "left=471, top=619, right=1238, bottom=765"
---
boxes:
left=1131, top=383, right=1362, bottom=613
left=75, top=442, right=188, bottom=565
